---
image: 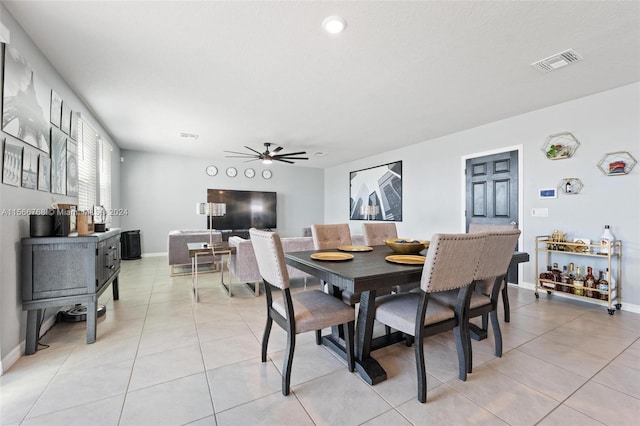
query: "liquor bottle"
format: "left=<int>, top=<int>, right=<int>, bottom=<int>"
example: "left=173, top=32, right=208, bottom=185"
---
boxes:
left=568, top=263, right=575, bottom=293
left=598, top=270, right=609, bottom=301
left=573, top=266, right=584, bottom=296
left=600, top=225, right=615, bottom=255
left=585, top=266, right=596, bottom=298
left=551, top=263, right=562, bottom=290
left=539, top=266, right=554, bottom=289
left=560, top=266, right=569, bottom=292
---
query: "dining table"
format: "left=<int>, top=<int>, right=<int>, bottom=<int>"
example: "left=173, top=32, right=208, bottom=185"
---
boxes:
left=285, top=245, right=529, bottom=385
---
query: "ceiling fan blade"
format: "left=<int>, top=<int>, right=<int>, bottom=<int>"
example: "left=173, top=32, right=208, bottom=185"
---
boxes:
left=244, top=146, right=263, bottom=155
left=276, top=156, right=309, bottom=160
left=244, top=158, right=260, bottom=163
left=226, top=155, right=258, bottom=159
left=274, top=151, right=307, bottom=157
left=274, top=158, right=295, bottom=164
left=225, top=150, right=257, bottom=156
left=272, top=146, right=284, bottom=153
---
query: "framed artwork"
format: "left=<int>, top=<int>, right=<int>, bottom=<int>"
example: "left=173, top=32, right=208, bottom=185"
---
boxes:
left=38, top=154, right=51, bottom=192
left=2, top=46, right=50, bottom=154
left=21, top=148, right=38, bottom=189
left=51, top=127, right=67, bottom=195
left=349, top=160, right=402, bottom=221
left=50, top=90, right=62, bottom=127
left=60, top=101, right=71, bottom=134
left=3, top=139, right=23, bottom=187
left=66, top=139, right=78, bottom=196
left=69, top=111, right=78, bottom=140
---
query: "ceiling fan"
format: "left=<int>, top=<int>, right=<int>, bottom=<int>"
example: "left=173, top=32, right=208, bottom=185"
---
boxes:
left=225, top=142, right=309, bottom=164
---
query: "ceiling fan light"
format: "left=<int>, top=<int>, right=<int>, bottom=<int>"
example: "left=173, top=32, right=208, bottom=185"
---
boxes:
left=262, top=158, right=272, bottom=165
left=322, top=16, right=346, bottom=34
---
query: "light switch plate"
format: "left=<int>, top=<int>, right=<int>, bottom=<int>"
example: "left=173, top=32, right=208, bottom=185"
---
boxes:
left=532, top=208, right=549, bottom=217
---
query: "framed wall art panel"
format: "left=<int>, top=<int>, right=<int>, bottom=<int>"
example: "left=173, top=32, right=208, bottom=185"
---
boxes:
left=38, top=154, right=51, bottom=192
left=60, top=101, right=71, bottom=134
left=2, top=46, right=51, bottom=154
left=349, top=161, right=402, bottom=221
left=3, top=139, right=23, bottom=187
left=66, top=139, right=78, bottom=196
left=50, top=90, right=62, bottom=128
left=51, top=127, right=67, bottom=195
left=21, top=148, right=38, bottom=189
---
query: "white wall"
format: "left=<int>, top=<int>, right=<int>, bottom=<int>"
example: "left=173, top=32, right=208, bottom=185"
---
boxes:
left=325, top=83, right=640, bottom=309
left=119, top=150, right=324, bottom=254
left=0, top=6, right=121, bottom=370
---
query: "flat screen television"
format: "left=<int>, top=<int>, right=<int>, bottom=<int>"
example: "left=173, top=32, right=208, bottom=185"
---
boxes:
left=206, top=189, right=277, bottom=230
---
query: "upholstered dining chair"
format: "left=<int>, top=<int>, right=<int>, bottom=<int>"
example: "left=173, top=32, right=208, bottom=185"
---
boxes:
left=363, top=222, right=418, bottom=295
left=468, top=221, right=518, bottom=322
left=249, top=228, right=355, bottom=396
left=362, top=222, right=398, bottom=246
left=431, top=229, right=521, bottom=374
left=311, top=223, right=393, bottom=305
left=311, top=223, right=352, bottom=249
left=310, top=224, right=360, bottom=304
left=374, top=233, right=486, bottom=403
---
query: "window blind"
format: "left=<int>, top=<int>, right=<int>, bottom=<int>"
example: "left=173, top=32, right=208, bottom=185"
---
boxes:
left=77, top=118, right=97, bottom=211
left=99, top=139, right=113, bottom=225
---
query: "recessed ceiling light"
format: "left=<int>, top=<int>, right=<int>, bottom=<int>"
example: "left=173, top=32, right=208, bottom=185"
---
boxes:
left=314, top=151, right=326, bottom=156
left=322, top=16, right=346, bottom=34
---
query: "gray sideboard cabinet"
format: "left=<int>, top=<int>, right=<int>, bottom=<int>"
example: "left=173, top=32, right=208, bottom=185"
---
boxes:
left=21, top=228, right=122, bottom=354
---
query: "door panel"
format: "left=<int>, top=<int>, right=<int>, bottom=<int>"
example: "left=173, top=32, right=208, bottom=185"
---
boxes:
left=466, top=150, right=518, bottom=231
left=472, top=182, right=486, bottom=216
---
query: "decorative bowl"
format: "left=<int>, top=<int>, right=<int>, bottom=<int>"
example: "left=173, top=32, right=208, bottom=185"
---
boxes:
left=384, top=238, right=429, bottom=255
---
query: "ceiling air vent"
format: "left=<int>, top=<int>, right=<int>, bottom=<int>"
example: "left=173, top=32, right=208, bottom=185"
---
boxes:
left=531, top=49, right=583, bottom=72
left=179, top=132, right=199, bottom=140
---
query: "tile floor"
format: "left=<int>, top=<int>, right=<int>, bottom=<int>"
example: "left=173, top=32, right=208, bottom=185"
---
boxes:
left=1, top=256, right=639, bottom=425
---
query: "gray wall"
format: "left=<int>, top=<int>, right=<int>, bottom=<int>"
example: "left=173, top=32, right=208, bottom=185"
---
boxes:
left=325, top=82, right=640, bottom=309
left=0, top=6, right=121, bottom=368
left=119, top=150, right=324, bottom=254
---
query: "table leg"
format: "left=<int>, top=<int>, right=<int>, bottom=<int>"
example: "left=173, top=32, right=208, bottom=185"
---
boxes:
left=86, top=296, right=97, bottom=344
left=354, top=290, right=387, bottom=385
left=192, top=254, right=199, bottom=302
left=25, top=309, right=42, bottom=355
left=502, top=283, right=510, bottom=323
left=112, top=276, right=119, bottom=301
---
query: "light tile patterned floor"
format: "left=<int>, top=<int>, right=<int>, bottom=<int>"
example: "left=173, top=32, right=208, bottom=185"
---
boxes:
left=2, top=256, right=639, bottom=425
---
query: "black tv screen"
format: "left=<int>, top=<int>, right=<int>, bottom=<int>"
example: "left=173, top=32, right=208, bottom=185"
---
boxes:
left=206, top=189, right=277, bottom=230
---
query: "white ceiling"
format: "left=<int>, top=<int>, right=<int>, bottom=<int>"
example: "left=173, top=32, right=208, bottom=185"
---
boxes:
left=4, top=1, right=639, bottom=168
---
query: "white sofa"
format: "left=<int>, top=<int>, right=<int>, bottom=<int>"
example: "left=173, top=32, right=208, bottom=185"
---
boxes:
left=228, top=234, right=365, bottom=295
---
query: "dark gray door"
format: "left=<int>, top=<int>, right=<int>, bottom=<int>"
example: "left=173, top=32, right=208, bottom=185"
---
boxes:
left=465, top=150, right=518, bottom=231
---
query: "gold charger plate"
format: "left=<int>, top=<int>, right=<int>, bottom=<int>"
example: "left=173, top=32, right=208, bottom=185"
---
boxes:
left=310, top=252, right=355, bottom=261
left=385, top=255, right=425, bottom=265
left=337, top=245, right=373, bottom=252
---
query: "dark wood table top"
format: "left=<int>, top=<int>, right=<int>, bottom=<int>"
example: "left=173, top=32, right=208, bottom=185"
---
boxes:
left=285, top=245, right=425, bottom=293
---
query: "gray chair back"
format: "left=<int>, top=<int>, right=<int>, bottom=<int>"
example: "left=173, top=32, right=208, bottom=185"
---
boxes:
left=363, top=223, right=398, bottom=246
left=475, top=230, right=521, bottom=282
left=249, top=228, right=290, bottom=290
left=468, top=222, right=517, bottom=233
left=420, top=233, right=485, bottom=293
left=311, top=224, right=352, bottom=249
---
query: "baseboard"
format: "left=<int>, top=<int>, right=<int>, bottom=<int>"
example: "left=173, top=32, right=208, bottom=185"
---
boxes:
left=1, top=313, right=57, bottom=375
left=512, top=281, right=640, bottom=314
left=142, top=252, right=166, bottom=257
